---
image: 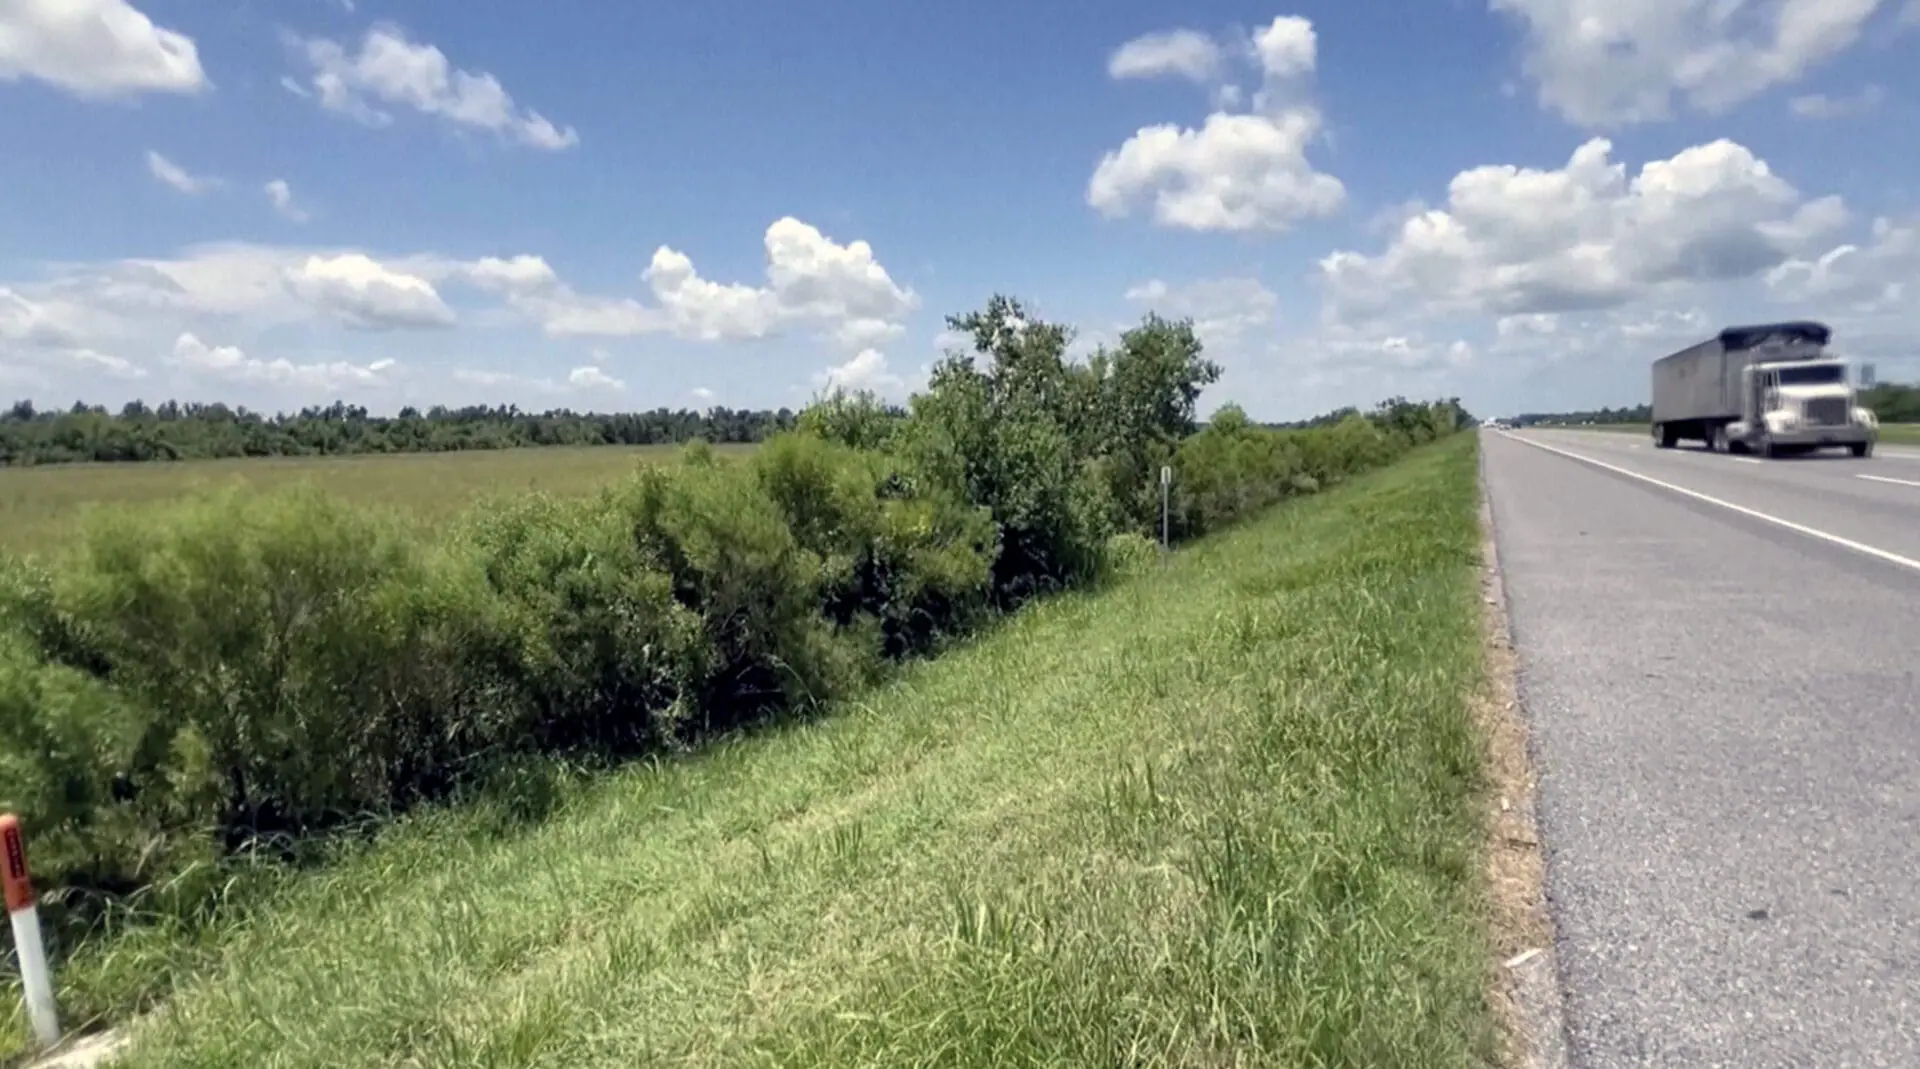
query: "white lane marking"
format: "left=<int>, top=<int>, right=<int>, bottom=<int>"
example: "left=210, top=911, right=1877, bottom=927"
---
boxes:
left=1530, top=430, right=1765, bottom=464
left=1859, top=473, right=1920, bottom=489
left=1499, top=432, right=1920, bottom=575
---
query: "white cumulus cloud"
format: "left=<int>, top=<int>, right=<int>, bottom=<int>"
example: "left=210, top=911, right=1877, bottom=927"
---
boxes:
left=70, top=348, right=147, bottom=379
left=515, top=217, right=918, bottom=348
left=1766, top=216, right=1917, bottom=314
left=145, top=151, right=215, bottom=194
left=1251, top=15, right=1316, bottom=80
left=1492, top=0, right=1885, bottom=127
left=1762, top=214, right=1920, bottom=362
left=1089, top=15, right=1344, bottom=234
left=452, top=365, right=624, bottom=399
left=289, top=253, right=457, bottom=330
left=290, top=22, right=578, bottom=150
left=1787, top=86, right=1886, bottom=118
left=265, top=179, right=311, bottom=222
left=1124, top=277, right=1278, bottom=342
left=0, top=0, right=206, bottom=98
left=171, top=332, right=395, bottom=390
left=1108, top=29, right=1224, bottom=83
left=463, top=255, right=559, bottom=293
left=814, top=348, right=907, bottom=398
left=1318, top=137, right=1847, bottom=325
left=566, top=365, right=623, bottom=390
left=1090, top=110, right=1345, bottom=232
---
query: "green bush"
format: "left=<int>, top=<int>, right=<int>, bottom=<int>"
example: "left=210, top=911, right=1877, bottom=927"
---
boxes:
left=896, top=298, right=1216, bottom=606
left=0, top=293, right=1468, bottom=960
left=33, top=488, right=506, bottom=829
left=0, top=629, right=221, bottom=924
left=794, top=388, right=905, bottom=452
left=459, top=491, right=706, bottom=755
left=616, top=458, right=871, bottom=733
left=753, top=432, right=996, bottom=658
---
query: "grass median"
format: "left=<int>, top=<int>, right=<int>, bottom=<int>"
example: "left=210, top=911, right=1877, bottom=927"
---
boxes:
left=70, top=433, right=1492, bottom=1068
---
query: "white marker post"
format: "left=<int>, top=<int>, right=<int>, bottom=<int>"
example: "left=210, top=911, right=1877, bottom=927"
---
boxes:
left=3, top=814, right=60, bottom=1049
left=1159, top=465, right=1172, bottom=552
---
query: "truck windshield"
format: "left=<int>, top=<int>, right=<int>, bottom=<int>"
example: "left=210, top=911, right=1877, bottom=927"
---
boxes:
left=1775, top=364, right=1846, bottom=386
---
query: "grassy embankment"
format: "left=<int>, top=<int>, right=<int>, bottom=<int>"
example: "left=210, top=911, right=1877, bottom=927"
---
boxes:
left=0, top=444, right=755, bottom=558
left=43, top=433, right=1495, bottom=1068
left=1553, top=421, right=1920, bottom=445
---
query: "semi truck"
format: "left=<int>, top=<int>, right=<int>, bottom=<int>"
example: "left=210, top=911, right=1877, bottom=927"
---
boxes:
left=1649, top=321, right=1878, bottom=458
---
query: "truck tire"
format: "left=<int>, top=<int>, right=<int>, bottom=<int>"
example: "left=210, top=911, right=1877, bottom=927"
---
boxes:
left=1653, top=423, right=1672, bottom=448
left=1851, top=440, right=1873, bottom=458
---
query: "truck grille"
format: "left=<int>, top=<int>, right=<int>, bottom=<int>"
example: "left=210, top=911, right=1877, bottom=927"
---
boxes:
left=1804, top=397, right=1850, bottom=427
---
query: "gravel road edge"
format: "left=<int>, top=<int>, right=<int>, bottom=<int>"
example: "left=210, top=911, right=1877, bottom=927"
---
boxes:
left=1478, top=439, right=1573, bottom=1069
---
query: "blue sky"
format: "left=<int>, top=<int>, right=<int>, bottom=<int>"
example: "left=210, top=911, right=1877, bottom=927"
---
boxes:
left=2, top=0, right=1918, bottom=420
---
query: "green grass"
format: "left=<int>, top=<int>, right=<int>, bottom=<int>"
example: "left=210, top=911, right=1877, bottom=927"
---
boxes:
left=0, top=444, right=756, bottom=558
left=23, top=435, right=1494, bottom=1069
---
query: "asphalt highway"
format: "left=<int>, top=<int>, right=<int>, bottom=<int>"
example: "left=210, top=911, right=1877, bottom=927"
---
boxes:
left=1482, top=428, right=1920, bottom=1068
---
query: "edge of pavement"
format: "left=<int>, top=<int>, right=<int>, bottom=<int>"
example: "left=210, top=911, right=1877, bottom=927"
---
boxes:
left=1477, top=433, right=1574, bottom=1069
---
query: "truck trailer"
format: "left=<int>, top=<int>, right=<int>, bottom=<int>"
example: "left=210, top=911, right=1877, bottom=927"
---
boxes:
left=1649, top=321, right=1878, bottom=458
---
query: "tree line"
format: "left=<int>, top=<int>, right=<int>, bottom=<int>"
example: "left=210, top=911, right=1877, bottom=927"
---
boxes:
left=0, top=399, right=803, bottom=466
left=1862, top=382, right=1920, bottom=423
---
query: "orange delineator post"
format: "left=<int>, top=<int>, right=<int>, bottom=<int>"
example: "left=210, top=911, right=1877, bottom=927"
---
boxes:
left=2, top=814, right=33, bottom=912
left=2, top=814, right=60, bottom=1048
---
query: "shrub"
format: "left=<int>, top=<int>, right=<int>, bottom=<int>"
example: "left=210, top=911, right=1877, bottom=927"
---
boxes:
left=615, top=459, right=871, bottom=733
left=0, top=629, right=221, bottom=925
left=0, top=293, right=1468, bottom=961
left=752, top=432, right=996, bottom=658
left=31, top=488, right=495, bottom=832
left=898, top=298, right=1122, bottom=605
left=795, top=389, right=905, bottom=452
left=459, top=491, right=707, bottom=755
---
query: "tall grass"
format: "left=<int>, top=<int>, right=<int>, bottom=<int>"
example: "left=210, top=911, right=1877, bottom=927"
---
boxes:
left=80, top=433, right=1491, bottom=1068
left=0, top=298, right=1473, bottom=1058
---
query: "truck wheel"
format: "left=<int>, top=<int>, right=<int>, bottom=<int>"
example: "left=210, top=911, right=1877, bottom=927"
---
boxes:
left=1653, top=423, right=1675, bottom=449
left=1851, top=441, right=1873, bottom=458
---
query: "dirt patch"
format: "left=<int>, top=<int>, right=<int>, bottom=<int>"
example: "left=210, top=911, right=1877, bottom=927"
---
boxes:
left=14, top=1030, right=127, bottom=1069
left=1476, top=481, right=1563, bottom=1068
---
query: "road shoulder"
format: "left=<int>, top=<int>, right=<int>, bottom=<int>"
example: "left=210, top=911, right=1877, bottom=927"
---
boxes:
left=1479, top=443, right=1572, bottom=1069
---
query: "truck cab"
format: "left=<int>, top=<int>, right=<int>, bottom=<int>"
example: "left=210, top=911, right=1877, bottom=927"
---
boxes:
left=1729, top=358, right=1878, bottom=457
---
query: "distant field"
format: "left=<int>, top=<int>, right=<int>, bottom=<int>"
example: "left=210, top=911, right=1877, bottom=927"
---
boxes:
left=0, top=444, right=755, bottom=558
left=1536, top=422, right=1920, bottom=445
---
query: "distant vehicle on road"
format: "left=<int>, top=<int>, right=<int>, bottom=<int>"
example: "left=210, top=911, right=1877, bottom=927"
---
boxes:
left=1650, top=321, right=1878, bottom=458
